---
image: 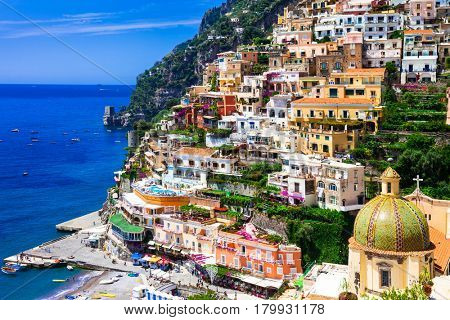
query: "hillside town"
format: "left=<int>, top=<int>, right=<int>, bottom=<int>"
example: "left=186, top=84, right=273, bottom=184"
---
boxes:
left=73, top=0, right=450, bottom=300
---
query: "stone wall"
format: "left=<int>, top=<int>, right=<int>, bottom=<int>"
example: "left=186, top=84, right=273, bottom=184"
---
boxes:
left=251, top=211, right=288, bottom=239
left=189, top=196, right=221, bottom=208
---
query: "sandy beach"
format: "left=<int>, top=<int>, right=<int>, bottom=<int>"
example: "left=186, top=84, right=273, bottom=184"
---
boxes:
left=62, top=271, right=146, bottom=300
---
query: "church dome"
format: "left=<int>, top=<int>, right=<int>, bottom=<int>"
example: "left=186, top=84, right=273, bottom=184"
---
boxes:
left=353, top=168, right=430, bottom=252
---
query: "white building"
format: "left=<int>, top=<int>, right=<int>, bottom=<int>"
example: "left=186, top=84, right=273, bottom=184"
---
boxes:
left=363, top=39, right=403, bottom=68
left=266, top=94, right=292, bottom=129
left=268, top=153, right=365, bottom=211
left=401, top=30, right=438, bottom=83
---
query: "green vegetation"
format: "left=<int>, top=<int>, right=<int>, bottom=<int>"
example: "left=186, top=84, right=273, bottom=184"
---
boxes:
left=351, top=133, right=450, bottom=199
left=187, top=290, right=218, bottom=300
left=127, top=0, right=297, bottom=119
left=258, top=203, right=350, bottom=266
left=209, top=162, right=281, bottom=188
left=208, top=128, right=232, bottom=138
left=382, top=90, right=448, bottom=133
left=180, top=205, right=210, bottom=217
left=168, top=126, right=207, bottom=147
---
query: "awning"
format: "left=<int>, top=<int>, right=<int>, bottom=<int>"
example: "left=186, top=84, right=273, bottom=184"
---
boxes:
left=256, top=279, right=283, bottom=289
left=148, top=241, right=156, bottom=246
left=162, top=244, right=173, bottom=250
left=181, top=249, right=190, bottom=255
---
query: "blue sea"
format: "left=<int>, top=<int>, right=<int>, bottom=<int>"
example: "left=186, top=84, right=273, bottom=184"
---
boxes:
left=0, top=84, right=133, bottom=299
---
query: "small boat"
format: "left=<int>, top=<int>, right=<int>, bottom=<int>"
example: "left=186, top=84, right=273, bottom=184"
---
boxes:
left=31, top=138, right=39, bottom=142
left=99, top=279, right=115, bottom=285
left=114, top=141, right=121, bottom=143
left=52, top=279, right=67, bottom=283
left=93, top=133, right=99, bottom=135
left=30, top=131, right=39, bottom=134
left=27, top=143, right=33, bottom=146
left=127, top=272, right=139, bottom=278
left=71, top=138, right=80, bottom=142
left=67, top=265, right=74, bottom=271
left=23, top=172, right=29, bottom=176
left=1, top=266, right=17, bottom=275
left=65, top=295, right=76, bottom=300
left=63, top=132, right=69, bottom=135
left=11, top=129, right=19, bottom=133
left=5, top=263, right=23, bottom=271
left=107, top=130, right=112, bottom=133
left=0, top=140, right=4, bottom=143
left=99, top=293, right=116, bottom=298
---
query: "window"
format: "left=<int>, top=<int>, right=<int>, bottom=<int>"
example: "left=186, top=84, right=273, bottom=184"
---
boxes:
left=329, top=183, right=337, bottom=191
left=221, top=255, right=226, bottom=264
left=297, top=110, right=302, bottom=117
left=325, top=136, right=330, bottom=141
left=241, top=246, right=246, bottom=254
left=294, top=183, right=300, bottom=193
left=277, top=267, right=283, bottom=275
left=329, top=195, right=337, bottom=205
left=329, top=88, right=338, bottom=98
left=234, top=258, right=239, bottom=268
left=356, top=89, right=365, bottom=96
left=328, top=110, right=335, bottom=118
left=354, top=184, right=358, bottom=191
left=387, top=182, right=392, bottom=193
left=267, top=267, right=272, bottom=274
left=316, top=135, right=320, bottom=140
left=258, top=264, right=263, bottom=272
left=247, top=261, right=252, bottom=269
left=380, top=269, right=391, bottom=287
left=318, top=181, right=325, bottom=188
left=266, top=252, right=272, bottom=261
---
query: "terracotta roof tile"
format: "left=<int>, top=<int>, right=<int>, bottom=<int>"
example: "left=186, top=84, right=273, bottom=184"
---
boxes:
left=292, top=97, right=373, bottom=104
left=176, top=147, right=216, bottom=157
left=348, top=237, right=434, bottom=257
left=429, top=227, right=450, bottom=274
left=404, top=29, right=434, bottom=35
left=340, top=68, right=386, bottom=75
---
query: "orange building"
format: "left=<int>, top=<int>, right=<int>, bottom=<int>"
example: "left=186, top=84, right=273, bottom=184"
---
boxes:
left=216, top=224, right=302, bottom=280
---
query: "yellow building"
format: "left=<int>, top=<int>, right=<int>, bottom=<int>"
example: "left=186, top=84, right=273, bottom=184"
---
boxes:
left=218, top=54, right=252, bottom=93
left=348, top=168, right=435, bottom=296
left=291, top=97, right=382, bottom=156
left=315, top=68, right=386, bottom=106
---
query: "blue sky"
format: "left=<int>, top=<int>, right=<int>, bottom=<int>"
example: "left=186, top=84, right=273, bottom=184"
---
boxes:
left=0, top=0, right=224, bottom=84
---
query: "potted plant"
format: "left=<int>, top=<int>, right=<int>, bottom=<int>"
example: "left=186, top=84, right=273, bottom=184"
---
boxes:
left=419, top=268, right=433, bottom=297
left=338, top=279, right=358, bottom=300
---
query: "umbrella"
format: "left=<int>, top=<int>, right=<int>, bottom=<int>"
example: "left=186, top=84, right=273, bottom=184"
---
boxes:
left=131, top=252, right=142, bottom=260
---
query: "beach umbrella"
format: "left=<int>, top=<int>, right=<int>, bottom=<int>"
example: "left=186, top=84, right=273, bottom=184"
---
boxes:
left=131, top=252, right=142, bottom=260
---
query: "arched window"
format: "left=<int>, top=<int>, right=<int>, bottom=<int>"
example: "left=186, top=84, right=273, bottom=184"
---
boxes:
left=317, top=181, right=325, bottom=188
left=278, top=111, right=285, bottom=118
left=329, top=183, right=337, bottom=191
left=269, top=110, right=275, bottom=118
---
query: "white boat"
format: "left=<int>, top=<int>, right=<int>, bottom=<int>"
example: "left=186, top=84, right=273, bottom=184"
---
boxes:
left=11, top=129, right=19, bottom=133
left=23, top=172, right=29, bottom=176
left=71, top=138, right=80, bottom=142
left=0, top=140, right=4, bottom=143
left=114, top=141, right=121, bottom=143
left=31, top=138, right=39, bottom=142
left=67, top=265, right=74, bottom=271
left=99, top=279, right=115, bottom=285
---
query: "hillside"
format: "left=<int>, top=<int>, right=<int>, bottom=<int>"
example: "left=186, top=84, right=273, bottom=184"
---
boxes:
left=126, top=0, right=298, bottom=120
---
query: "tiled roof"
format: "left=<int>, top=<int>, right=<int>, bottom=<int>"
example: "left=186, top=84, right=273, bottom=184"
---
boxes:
left=380, top=167, right=401, bottom=179
left=429, top=227, right=450, bottom=274
left=341, top=68, right=386, bottom=75
left=176, top=147, right=216, bottom=157
left=348, top=237, right=434, bottom=257
left=404, top=29, right=434, bottom=35
left=292, top=97, right=373, bottom=104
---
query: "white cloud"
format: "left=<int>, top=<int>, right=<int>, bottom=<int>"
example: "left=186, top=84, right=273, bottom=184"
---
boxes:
left=3, top=19, right=201, bottom=38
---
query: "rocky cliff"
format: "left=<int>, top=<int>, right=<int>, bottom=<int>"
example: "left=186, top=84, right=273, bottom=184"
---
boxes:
left=126, top=0, right=298, bottom=121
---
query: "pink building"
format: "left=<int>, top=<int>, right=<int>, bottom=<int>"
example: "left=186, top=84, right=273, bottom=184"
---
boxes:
left=409, top=0, right=436, bottom=20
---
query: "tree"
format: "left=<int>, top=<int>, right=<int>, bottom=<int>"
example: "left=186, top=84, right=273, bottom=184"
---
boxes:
left=385, top=61, right=398, bottom=84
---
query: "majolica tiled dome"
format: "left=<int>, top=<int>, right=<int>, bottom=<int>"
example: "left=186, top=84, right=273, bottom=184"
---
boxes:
left=353, top=168, right=430, bottom=252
